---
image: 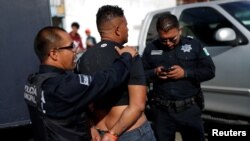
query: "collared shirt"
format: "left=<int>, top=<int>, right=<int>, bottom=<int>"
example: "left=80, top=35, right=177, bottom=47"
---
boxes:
left=142, top=36, right=215, bottom=100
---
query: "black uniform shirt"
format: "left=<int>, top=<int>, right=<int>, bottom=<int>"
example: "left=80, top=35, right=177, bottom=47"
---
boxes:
left=77, top=40, right=146, bottom=109
left=142, top=36, right=215, bottom=100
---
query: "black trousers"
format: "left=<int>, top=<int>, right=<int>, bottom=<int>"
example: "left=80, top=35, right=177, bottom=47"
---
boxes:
left=154, top=104, right=205, bottom=141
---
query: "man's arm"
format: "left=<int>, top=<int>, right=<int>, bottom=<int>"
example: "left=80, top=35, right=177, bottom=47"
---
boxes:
left=58, top=47, right=138, bottom=108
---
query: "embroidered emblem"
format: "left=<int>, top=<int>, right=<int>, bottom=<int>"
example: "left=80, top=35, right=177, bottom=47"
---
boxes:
left=203, top=48, right=210, bottom=56
left=100, top=43, right=107, bottom=48
left=41, top=91, right=46, bottom=113
left=151, top=50, right=163, bottom=55
left=79, top=74, right=92, bottom=86
left=181, top=44, right=192, bottom=53
left=187, top=36, right=194, bottom=39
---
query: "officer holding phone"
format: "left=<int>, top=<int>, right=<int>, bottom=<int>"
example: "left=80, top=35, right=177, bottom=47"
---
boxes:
left=142, top=13, right=215, bottom=141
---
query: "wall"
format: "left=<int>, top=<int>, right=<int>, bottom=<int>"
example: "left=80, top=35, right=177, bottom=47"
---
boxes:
left=0, top=0, right=51, bottom=128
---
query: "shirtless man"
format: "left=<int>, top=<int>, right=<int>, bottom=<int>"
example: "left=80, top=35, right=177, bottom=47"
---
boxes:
left=77, top=5, right=156, bottom=141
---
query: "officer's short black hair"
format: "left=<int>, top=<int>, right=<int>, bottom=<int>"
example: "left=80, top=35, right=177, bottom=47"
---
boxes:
left=34, top=26, right=66, bottom=62
left=156, top=13, right=179, bottom=32
left=96, top=5, right=124, bottom=31
left=71, top=22, right=80, bottom=29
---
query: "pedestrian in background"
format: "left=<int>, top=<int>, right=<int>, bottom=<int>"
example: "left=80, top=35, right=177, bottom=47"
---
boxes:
left=69, top=22, right=85, bottom=53
left=85, top=28, right=97, bottom=49
left=24, top=26, right=138, bottom=141
left=142, top=13, right=215, bottom=141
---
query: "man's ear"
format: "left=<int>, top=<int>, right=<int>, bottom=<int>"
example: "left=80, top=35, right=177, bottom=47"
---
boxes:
left=115, top=26, right=121, bottom=36
left=48, top=49, right=58, bottom=61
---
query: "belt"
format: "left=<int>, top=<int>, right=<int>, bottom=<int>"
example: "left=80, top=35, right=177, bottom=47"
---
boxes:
left=154, top=96, right=196, bottom=112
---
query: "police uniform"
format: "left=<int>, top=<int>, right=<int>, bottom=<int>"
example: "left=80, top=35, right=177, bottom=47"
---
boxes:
left=24, top=53, right=133, bottom=141
left=142, top=36, right=215, bottom=141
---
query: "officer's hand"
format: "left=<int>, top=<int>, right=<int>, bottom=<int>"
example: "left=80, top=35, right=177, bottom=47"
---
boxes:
left=90, top=126, right=101, bottom=141
left=115, top=46, right=138, bottom=58
left=101, top=133, right=118, bottom=141
left=167, top=65, right=185, bottom=79
left=154, top=66, right=168, bottom=79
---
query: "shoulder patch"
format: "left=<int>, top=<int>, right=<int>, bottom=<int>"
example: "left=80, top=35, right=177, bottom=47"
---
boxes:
left=186, top=35, right=194, bottom=40
left=203, top=48, right=210, bottom=56
left=78, top=74, right=92, bottom=86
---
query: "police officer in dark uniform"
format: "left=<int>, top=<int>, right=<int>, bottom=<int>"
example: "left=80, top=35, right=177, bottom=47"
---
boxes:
left=24, top=26, right=138, bottom=141
left=142, top=13, right=215, bottom=141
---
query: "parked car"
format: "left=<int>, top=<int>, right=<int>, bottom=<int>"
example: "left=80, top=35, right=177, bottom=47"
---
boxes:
left=138, top=0, right=250, bottom=125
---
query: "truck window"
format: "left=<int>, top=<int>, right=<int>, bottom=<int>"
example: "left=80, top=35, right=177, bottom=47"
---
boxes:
left=220, top=1, right=250, bottom=32
left=179, top=7, right=248, bottom=47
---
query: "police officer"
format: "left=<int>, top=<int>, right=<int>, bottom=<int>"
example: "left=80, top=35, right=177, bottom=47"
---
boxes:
left=24, top=26, right=138, bottom=141
left=142, top=13, right=215, bottom=141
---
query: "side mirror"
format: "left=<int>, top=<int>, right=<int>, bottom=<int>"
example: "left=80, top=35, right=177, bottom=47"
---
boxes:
left=214, top=27, right=236, bottom=42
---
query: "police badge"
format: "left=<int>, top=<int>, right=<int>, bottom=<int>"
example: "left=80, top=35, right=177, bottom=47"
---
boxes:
left=181, top=44, right=192, bottom=53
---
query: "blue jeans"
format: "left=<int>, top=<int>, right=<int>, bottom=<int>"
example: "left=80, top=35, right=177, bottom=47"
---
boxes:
left=118, top=121, right=156, bottom=141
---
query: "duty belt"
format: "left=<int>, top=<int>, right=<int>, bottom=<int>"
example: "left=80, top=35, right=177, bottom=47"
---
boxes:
left=154, top=96, right=196, bottom=112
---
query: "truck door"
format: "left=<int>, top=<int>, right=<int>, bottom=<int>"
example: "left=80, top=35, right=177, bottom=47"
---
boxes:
left=179, top=6, right=250, bottom=119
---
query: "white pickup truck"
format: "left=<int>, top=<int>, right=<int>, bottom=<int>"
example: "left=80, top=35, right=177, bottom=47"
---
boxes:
left=138, top=0, right=250, bottom=125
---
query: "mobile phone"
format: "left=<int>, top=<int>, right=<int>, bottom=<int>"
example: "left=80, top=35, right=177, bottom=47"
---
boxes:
left=161, top=67, right=174, bottom=72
